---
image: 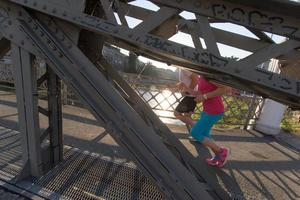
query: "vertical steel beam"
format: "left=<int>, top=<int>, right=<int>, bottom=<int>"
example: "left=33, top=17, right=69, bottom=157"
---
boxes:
left=18, top=13, right=214, bottom=199
left=79, top=0, right=105, bottom=63
left=12, top=44, right=43, bottom=177
left=196, top=15, right=220, bottom=56
left=47, top=66, right=63, bottom=164
left=243, top=95, right=258, bottom=129
left=133, top=6, right=179, bottom=35
left=100, top=0, right=117, bottom=23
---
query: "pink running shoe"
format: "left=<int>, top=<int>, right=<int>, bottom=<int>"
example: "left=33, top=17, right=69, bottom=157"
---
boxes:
left=206, top=155, right=221, bottom=166
left=217, top=148, right=230, bottom=168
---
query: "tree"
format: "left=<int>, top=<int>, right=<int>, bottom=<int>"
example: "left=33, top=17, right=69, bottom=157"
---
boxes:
left=125, top=51, right=138, bottom=73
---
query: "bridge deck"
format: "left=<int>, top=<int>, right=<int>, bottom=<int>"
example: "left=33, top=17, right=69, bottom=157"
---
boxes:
left=0, top=90, right=299, bottom=200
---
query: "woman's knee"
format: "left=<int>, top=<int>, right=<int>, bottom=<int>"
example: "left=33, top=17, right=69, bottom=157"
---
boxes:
left=191, top=128, right=206, bottom=142
left=174, top=111, right=181, bottom=118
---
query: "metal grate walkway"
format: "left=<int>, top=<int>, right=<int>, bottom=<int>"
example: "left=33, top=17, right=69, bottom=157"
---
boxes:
left=0, top=127, right=165, bottom=200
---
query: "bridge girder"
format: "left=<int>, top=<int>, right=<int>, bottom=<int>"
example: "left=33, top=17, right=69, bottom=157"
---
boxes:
left=0, top=0, right=299, bottom=199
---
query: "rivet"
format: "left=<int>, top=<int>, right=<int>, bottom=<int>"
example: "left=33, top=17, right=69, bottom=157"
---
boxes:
left=58, top=52, right=63, bottom=57
left=42, top=5, right=46, bottom=10
left=7, top=20, right=12, bottom=25
left=62, top=12, right=67, bottom=17
left=33, top=2, right=37, bottom=6
left=9, top=34, right=13, bottom=39
left=21, top=41, right=25, bottom=45
left=24, top=0, right=28, bottom=3
left=52, top=9, right=56, bottom=14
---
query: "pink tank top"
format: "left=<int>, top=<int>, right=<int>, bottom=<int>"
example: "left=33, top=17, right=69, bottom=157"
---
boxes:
left=198, top=76, right=224, bottom=115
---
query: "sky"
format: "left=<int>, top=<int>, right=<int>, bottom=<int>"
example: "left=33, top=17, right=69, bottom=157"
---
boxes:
left=115, top=0, right=287, bottom=71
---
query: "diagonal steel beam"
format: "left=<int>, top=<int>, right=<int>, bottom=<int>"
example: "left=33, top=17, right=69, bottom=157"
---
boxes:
left=115, top=4, right=129, bottom=27
left=246, top=27, right=275, bottom=44
left=185, top=19, right=204, bottom=51
left=133, top=6, right=179, bottom=35
left=235, top=39, right=300, bottom=70
left=4, top=6, right=216, bottom=199
left=150, top=0, right=300, bottom=41
left=4, top=0, right=300, bottom=108
left=3, top=0, right=300, bottom=107
left=100, top=0, right=118, bottom=24
left=112, top=1, right=181, bottom=38
left=195, top=15, right=220, bottom=56
left=105, top=2, right=279, bottom=50
left=116, top=1, right=154, bottom=20
left=97, top=58, right=229, bottom=198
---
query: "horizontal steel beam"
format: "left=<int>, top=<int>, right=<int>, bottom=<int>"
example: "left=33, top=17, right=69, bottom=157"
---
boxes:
left=5, top=0, right=300, bottom=108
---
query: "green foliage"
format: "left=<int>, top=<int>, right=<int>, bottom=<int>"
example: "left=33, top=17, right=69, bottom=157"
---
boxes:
left=281, top=110, right=300, bottom=134
left=191, top=95, right=257, bottom=129
left=125, top=51, right=138, bottom=73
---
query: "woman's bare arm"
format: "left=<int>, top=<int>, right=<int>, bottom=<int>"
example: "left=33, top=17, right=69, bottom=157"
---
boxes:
left=195, top=81, right=231, bottom=102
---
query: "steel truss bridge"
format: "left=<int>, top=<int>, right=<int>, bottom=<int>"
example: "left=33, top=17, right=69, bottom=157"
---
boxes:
left=0, top=0, right=299, bottom=199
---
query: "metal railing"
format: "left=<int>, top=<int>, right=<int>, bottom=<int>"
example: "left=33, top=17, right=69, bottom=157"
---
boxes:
left=0, top=62, right=264, bottom=128
left=121, top=73, right=264, bottom=128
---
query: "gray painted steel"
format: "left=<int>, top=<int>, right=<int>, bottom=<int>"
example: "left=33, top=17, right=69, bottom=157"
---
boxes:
left=0, top=0, right=299, bottom=199
left=47, top=66, right=63, bottom=165
left=151, top=0, right=300, bottom=41
left=11, top=44, right=43, bottom=177
left=3, top=0, right=300, bottom=108
left=9, top=8, right=215, bottom=199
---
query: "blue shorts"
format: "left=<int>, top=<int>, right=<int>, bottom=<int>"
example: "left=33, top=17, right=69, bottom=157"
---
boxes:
left=190, top=112, right=224, bottom=142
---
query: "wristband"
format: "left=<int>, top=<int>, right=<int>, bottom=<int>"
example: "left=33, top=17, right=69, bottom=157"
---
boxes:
left=203, top=94, right=208, bottom=100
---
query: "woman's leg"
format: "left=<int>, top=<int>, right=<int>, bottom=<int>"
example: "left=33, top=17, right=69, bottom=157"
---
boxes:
left=190, top=112, right=223, bottom=144
left=174, top=97, right=196, bottom=126
left=191, top=112, right=229, bottom=167
left=174, top=111, right=195, bottom=126
left=201, top=138, right=221, bottom=155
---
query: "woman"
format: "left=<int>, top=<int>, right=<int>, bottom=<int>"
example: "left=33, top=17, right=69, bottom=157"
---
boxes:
left=174, top=69, right=198, bottom=126
left=178, top=75, right=231, bottom=167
